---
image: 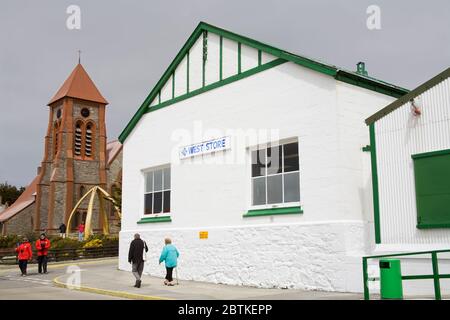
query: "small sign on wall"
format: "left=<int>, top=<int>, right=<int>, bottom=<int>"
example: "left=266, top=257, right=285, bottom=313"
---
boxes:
left=199, top=231, right=208, bottom=239
left=180, top=136, right=231, bottom=159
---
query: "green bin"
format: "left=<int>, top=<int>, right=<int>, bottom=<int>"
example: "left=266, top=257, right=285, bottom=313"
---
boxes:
left=379, top=259, right=403, bottom=299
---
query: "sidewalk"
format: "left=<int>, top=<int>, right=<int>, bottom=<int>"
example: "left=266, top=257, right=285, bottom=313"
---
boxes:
left=54, top=261, right=363, bottom=300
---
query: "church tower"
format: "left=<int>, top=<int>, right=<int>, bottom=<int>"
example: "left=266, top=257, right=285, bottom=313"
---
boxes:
left=35, top=63, right=109, bottom=233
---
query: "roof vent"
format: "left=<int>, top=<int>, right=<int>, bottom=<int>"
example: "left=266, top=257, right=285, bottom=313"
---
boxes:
left=356, top=62, right=368, bottom=76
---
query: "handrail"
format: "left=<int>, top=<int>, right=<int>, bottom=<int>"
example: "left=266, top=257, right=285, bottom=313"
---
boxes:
left=362, top=248, right=450, bottom=300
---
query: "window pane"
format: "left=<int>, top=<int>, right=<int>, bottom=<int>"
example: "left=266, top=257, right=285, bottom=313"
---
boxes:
left=154, top=192, right=162, bottom=213
left=163, top=190, right=171, bottom=213
left=252, top=177, right=266, bottom=205
left=145, top=172, right=153, bottom=193
left=251, top=149, right=266, bottom=177
left=154, top=170, right=163, bottom=191
left=144, top=193, right=153, bottom=215
left=267, top=145, right=282, bottom=175
left=267, top=174, right=283, bottom=204
left=284, top=172, right=300, bottom=202
left=284, top=143, right=299, bottom=172
left=163, top=168, right=171, bottom=190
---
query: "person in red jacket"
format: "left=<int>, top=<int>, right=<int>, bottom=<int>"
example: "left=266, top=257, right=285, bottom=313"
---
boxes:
left=15, top=238, right=32, bottom=276
left=35, top=233, right=51, bottom=274
left=78, top=221, right=85, bottom=241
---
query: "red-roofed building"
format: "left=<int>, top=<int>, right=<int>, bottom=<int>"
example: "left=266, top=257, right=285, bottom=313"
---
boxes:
left=0, top=64, right=122, bottom=236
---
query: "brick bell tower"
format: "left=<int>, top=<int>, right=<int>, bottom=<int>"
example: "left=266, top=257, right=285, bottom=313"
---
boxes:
left=35, top=63, right=108, bottom=233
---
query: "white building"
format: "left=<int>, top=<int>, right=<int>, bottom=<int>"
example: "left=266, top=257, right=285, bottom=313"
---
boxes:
left=118, top=22, right=409, bottom=293
left=365, top=68, right=450, bottom=296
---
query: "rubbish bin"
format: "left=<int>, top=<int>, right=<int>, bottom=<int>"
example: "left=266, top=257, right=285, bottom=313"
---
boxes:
left=379, top=259, right=403, bottom=299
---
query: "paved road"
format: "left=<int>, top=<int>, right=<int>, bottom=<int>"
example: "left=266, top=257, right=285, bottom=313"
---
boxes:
left=0, top=259, right=125, bottom=300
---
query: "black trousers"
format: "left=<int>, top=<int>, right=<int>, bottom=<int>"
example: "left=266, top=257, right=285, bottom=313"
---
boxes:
left=18, top=260, right=28, bottom=275
left=165, top=267, right=174, bottom=282
left=38, top=255, right=48, bottom=273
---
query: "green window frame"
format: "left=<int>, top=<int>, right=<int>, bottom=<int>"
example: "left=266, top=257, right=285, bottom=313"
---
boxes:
left=412, top=149, right=450, bottom=229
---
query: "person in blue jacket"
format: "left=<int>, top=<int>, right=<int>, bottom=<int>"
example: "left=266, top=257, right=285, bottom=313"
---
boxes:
left=159, top=238, right=179, bottom=286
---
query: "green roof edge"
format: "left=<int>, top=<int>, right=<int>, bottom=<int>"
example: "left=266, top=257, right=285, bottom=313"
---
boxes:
left=119, top=21, right=409, bottom=143
left=365, top=67, right=450, bottom=125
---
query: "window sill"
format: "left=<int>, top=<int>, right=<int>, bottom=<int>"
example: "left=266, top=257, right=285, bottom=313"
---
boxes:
left=137, top=216, right=172, bottom=224
left=243, top=206, right=303, bottom=218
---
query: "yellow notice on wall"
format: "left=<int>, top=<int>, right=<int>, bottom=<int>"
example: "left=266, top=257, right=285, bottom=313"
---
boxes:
left=199, top=231, right=208, bottom=239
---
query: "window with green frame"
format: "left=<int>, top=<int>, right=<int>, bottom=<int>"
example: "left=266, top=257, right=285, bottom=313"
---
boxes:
left=412, top=149, right=450, bottom=229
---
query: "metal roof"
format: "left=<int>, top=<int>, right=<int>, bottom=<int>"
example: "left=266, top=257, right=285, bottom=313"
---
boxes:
left=365, top=67, right=450, bottom=125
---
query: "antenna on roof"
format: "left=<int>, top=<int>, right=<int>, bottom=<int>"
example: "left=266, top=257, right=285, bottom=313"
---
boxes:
left=78, top=50, right=81, bottom=64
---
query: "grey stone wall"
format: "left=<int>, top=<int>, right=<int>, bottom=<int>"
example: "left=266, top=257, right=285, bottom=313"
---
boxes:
left=5, top=203, right=35, bottom=236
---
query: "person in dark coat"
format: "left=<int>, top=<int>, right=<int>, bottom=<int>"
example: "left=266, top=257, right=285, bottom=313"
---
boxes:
left=128, top=233, right=148, bottom=288
left=58, top=223, right=67, bottom=238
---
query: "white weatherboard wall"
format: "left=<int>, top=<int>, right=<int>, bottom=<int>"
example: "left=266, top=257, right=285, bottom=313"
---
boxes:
left=120, top=58, right=397, bottom=293
left=375, top=77, right=450, bottom=247
left=370, top=77, right=450, bottom=296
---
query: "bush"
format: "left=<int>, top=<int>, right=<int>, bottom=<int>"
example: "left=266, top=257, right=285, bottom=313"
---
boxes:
left=83, top=238, right=103, bottom=249
left=0, top=235, right=21, bottom=248
left=51, top=237, right=82, bottom=250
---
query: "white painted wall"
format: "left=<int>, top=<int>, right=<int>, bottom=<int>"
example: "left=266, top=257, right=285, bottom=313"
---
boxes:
left=375, top=77, right=450, bottom=247
left=120, top=61, right=398, bottom=292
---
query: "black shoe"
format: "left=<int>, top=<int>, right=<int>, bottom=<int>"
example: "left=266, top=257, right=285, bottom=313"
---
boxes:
left=137, top=280, right=141, bottom=288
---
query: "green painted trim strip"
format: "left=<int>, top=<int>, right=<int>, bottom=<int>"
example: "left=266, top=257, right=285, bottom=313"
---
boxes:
left=362, top=258, right=370, bottom=300
left=158, top=91, right=161, bottom=104
left=417, top=223, right=450, bottom=229
left=187, top=51, right=190, bottom=93
left=258, top=50, right=262, bottom=66
left=119, top=21, right=409, bottom=143
left=412, top=148, right=450, bottom=160
left=364, top=248, right=450, bottom=259
left=172, top=72, right=175, bottom=99
left=369, top=124, right=381, bottom=244
left=137, top=216, right=172, bottom=224
left=336, top=72, right=407, bottom=98
left=243, top=206, right=303, bottom=217
left=146, top=58, right=286, bottom=113
left=432, top=252, right=442, bottom=300
left=219, top=36, right=223, bottom=81
left=200, top=23, right=338, bottom=77
left=238, top=42, right=242, bottom=74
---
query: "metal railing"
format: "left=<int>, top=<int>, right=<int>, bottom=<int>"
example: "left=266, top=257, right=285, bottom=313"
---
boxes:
left=362, top=249, right=450, bottom=300
left=0, top=245, right=118, bottom=265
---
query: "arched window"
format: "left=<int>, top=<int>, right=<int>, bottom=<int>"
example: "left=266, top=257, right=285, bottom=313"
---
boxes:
left=74, top=121, right=83, bottom=157
left=53, top=121, right=61, bottom=157
left=85, top=122, right=94, bottom=158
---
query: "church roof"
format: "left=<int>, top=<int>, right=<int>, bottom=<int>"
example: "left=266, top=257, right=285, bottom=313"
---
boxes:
left=48, top=63, right=108, bottom=106
left=0, top=175, right=38, bottom=223
left=107, top=140, right=122, bottom=165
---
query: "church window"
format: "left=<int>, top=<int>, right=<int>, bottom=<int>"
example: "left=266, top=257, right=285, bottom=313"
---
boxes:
left=75, top=122, right=83, bottom=157
left=85, top=123, right=94, bottom=158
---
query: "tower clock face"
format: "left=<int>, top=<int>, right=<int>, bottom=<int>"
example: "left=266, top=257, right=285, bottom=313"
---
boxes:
left=81, top=108, right=90, bottom=118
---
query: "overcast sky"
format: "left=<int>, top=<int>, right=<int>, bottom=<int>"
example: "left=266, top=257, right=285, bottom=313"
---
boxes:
left=0, top=0, right=449, bottom=187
